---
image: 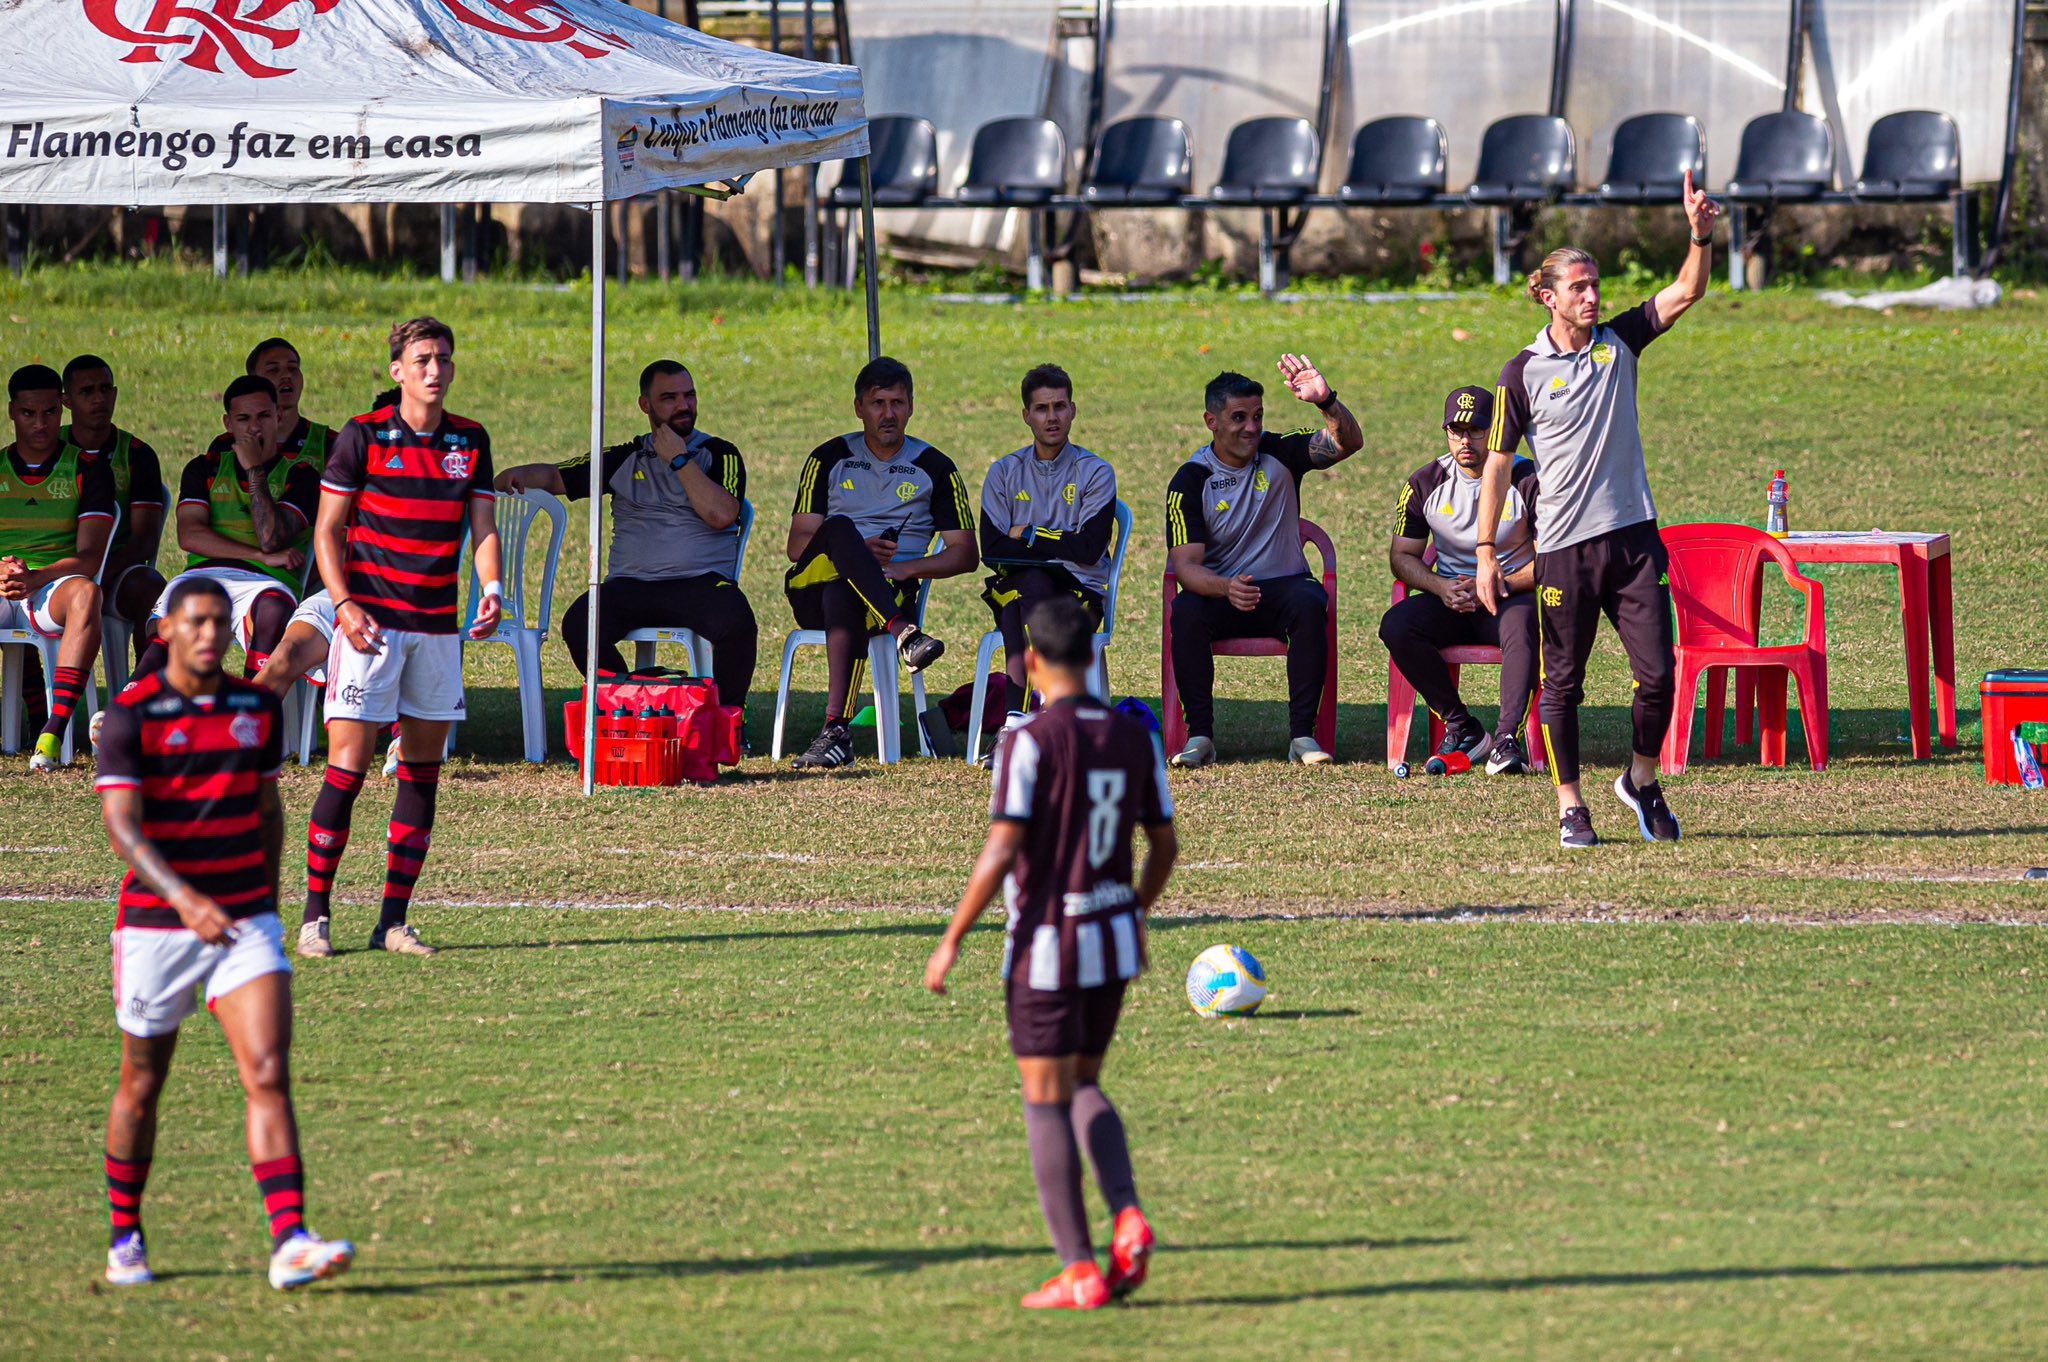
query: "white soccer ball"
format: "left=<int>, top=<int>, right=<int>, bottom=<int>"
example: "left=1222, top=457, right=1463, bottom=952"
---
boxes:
left=1185, top=944, right=1268, bottom=1017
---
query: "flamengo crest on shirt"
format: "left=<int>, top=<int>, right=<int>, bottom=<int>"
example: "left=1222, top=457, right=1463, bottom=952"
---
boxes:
left=82, top=0, right=631, bottom=81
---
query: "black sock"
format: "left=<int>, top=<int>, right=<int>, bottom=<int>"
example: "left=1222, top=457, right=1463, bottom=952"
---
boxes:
left=1024, top=1100, right=1093, bottom=1266
left=1070, top=1083, right=1139, bottom=1216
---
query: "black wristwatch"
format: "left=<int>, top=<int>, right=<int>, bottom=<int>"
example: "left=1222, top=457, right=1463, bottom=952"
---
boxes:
left=668, top=451, right=691, bottom=472
left=1314, top=390, right=1340, bottom=412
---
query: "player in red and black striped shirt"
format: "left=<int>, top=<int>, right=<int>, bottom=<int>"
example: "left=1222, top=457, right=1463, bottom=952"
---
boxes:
left=95, top=576, right=355, bottom=1291
left=303, top=316, right=504, bottom=959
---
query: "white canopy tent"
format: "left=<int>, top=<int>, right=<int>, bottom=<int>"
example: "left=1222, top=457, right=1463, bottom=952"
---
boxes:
left=0, top=0, right=882, bottom=793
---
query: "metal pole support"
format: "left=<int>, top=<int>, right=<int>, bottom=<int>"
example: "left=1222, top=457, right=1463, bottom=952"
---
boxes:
left=1258, top=210, right=1277, bottom=296
left=1026, top=211, right=1045, bottom=293
left=1951, top=189, right=1978, bottom=277
left=1490, top=209, right=1511, bottom=287
left=440, top=205, right=458, bottom=283
left=213, top=204, right=229, bottom=279
left=859, top=156, right=882, bottom=360
left=1728, top=201, right=1748, bottom=292
left=581, top=200, right=608, bottom=796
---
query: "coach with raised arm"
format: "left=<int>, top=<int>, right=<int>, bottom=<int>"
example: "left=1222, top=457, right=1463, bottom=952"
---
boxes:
left=1163, top=356, right=1362, bottom=768
left=1475, top=172, right=1721, bottom=848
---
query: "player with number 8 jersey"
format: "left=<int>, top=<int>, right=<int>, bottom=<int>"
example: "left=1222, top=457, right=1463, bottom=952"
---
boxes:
left=926, top=596, right=1179, bottom=1311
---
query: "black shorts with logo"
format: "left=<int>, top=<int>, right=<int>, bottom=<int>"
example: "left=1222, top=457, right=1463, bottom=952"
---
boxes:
left=1007, top=980, right=1127, bottom=1059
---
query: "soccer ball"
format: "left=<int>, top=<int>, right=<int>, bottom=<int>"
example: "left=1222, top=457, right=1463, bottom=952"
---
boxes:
left=1185, top=944, right=1268, bottom=1017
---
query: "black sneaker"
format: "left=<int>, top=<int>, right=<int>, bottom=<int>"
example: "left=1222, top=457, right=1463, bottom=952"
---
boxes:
left=791, top=721, right=855, bottom=770
left=1559, top=805, right=1598, bottom=849
left=897, top=628, right=945, bottom=672
left=1485, top=733, right=1529, bottom=775
left=1615, top=771, right=1681, bottom=843
left=1436, top=716, right=1487, bottom=758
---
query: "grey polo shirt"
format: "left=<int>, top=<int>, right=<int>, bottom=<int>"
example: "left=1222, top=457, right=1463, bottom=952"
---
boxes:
left=1490, top=300, right=1664, bottom=553
left=560, top=430, right=746, bottom=582
left=1164, top=430, right=1319, bottom=581
left=978, top=442, right=1119, bottom=594
left=791, top=433, right=972, bottom=548
left=1395, top=454, right=1539, bottom=580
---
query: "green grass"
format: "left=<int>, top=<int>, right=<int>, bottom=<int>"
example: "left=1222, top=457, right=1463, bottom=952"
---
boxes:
left=1, top=264, right=2044, bottom=1356
left=3, top=902, right=2044, bottom=1359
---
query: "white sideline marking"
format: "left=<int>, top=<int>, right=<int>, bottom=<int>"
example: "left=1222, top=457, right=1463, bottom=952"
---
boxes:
left=0, top=846, right=72, bottom=854
left=603, top=847, right=818, bottom=864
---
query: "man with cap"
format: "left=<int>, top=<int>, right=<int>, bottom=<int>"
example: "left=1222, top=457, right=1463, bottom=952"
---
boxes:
left=1379, top=386, right=1540, bottom=775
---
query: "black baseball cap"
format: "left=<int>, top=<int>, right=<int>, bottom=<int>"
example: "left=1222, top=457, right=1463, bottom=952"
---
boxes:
left=1444, top=385, right=1493, bottom=429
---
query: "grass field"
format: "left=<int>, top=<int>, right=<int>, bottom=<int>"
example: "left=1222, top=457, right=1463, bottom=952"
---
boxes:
left=1, top=264, right=2043, bottom=1358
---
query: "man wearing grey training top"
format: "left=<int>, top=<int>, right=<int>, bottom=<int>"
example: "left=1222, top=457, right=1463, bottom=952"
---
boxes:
left=1164, top=357, right=1364, bottom=767
left=1475, top=171, right=1721, bottom=848
left=496, top=360, right=757, bottom=717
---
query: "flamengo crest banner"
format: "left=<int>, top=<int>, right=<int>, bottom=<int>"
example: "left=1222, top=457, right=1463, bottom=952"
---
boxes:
left=0, top=0, right=869, bottom=204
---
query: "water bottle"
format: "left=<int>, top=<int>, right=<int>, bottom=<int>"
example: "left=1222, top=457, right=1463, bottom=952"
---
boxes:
left=1766, top=470, right=1789, bottom=538
left=1424, top=751, right=1473, bottom=776
left=2017, top=730, right=2046, bottom=791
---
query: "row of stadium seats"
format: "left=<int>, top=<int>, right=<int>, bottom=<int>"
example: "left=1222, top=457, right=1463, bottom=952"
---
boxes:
left=827, top=108, right=1969, bottom=292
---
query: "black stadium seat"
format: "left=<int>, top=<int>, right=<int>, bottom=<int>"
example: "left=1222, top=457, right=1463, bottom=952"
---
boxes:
left=1337, top=116, right=1446, bottom=205
left=831, top=115, right=939, bottom=208
left=1853, top=110, right=1961, bottom=201
left=956, top=117, right=1068, bottom=207
left=1726, top=111, right=1834, bottom=203
left=1597, top=112, right=1704, bottom=204
left=1211, top=117, right=1321, bottom=205
left=1084, top=117, right=1192, bottom=206
left=1466, top=114, right=1575, bottom=204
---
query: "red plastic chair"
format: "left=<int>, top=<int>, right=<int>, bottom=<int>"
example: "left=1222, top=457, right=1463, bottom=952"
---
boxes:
left=1161, top=518, right=1338, bottom=757
left=1384, top=544, right=1546, bottom=772
left=1660, top=522, right=1829, bottom=775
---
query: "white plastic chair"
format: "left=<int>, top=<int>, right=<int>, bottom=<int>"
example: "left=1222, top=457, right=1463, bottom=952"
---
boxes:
left=459, top=490, right=567, bottom=764
left=2, top=502, right=118, bottom=761
left=965, top=500, right=1132, bottom=764
left=622, top=498, right=755, bottom=683
left=770, top=536, right=939, bottom=765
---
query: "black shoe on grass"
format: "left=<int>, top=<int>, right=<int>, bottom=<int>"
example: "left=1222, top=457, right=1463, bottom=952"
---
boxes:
left=792, top=721, right=855, bottom=770
left=1615, top=771, right=1680, bottom=843
left=1559, top=805, right=1598, bottom=849
left=897, top=628, right=944, bottom=672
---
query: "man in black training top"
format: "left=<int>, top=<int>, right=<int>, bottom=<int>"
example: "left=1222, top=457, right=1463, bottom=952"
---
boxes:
left=497, top=360, right=756, bottom=720
left=1476, top=172, right=1720, bottom=848
left=783, top=356, right=972, bottom=769
left=1381, top=385, right=1541, bottom=775
left=926, top=595, right=1177, bottom=1311
left=978, top=364, right=1118, bottom=756
left=1164, top=355, right=1364, bottom=767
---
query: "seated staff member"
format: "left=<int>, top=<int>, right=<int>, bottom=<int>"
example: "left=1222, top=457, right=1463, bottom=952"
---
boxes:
left=62, top=354, right=167, bottom=644
left=1380, top=386, right=1541, bottom=775
left=1163, top=356, right=1364, bottom=768
left=497, top=359, right=757, bottom=716
left=0, top=364, right=114, bottom=772
left=783, top=356, right=972, bottom=771
left=133, top=377, right=318, bottom=681
left=978, top=364, right=1117, bottom=750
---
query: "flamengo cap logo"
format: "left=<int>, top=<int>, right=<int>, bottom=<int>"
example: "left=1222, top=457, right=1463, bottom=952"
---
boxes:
left=85, top=0, right=631, bottom=81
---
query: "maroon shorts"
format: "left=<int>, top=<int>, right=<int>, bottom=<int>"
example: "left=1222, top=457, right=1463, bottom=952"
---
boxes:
left=1006, top=980, right=1127, bottom=1059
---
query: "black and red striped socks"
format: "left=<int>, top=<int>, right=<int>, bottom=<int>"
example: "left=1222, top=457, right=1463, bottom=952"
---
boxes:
left=105, top=1153, right=150, bottom=1247
left=251, top=1155, right=305, bottom=1249
left=379, top=761, right=440, bottom=932
left=304, top=766, right=365, bottom=925
left=40, top=666, right=88, bottom=740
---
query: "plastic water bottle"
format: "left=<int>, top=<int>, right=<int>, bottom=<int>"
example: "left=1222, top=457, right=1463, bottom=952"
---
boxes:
left=2016, top=730, right=2046, bottom=791
left=1766, top=470, right=1789, bottom=538
left=1424, top=751, right=1473, bottom=776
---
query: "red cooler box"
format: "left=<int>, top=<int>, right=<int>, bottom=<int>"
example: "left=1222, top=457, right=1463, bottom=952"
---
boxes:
left=566, top=672, right=742, bottom=785
left=1981, top=669, right=2048, bottom=785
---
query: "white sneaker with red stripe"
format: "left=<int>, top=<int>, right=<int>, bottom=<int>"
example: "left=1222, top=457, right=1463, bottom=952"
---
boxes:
left=268, top=1229, right=355, bottom=1290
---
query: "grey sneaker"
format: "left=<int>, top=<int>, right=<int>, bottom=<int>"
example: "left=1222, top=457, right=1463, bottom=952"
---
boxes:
left=1615, top=771, right=1681, bottom=843
left=1559, top=805, right=1599, bottom=849
left=1169, top=735, right=1217, bottom=769
left=1286, top=737, right=1333, bottom=766
left=1485, top=734, right=1530, bottom=776
left=296, top=918, right=334, bottom=958
left=371, top=923, right=437, bottom=956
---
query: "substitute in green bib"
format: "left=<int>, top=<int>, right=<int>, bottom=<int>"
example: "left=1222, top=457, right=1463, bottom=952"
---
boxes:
left=242, top=337, right=335, bottom=475
left=62, top=355, right=167, bottom=648
left=133, top=377, right=318, bottom=683
left=0, top=364, right=115, bottom=771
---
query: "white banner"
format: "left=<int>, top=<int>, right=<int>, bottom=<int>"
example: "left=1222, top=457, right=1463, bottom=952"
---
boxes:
left=0, top=0, right=868, bottom=205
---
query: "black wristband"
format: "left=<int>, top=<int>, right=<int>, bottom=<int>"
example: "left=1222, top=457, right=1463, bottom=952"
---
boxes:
left=1476, top=542, right=1497, bottom=551
left=669, top=452, right=691, bottom=471
left=1690, top=231, right=1712, bottom=246
left=1314, top=390, right=1340, bottom=411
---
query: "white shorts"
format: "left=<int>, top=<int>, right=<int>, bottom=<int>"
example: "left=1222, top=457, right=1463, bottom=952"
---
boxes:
left=151, top=567, right=296, bottom=646
left=323, top=627, right=466, bottom=724
left=0, top=574, right=87, bottom=637
left=111, top=912, right=292, bottom=1039
left=289, top=591, right=337, bottom=685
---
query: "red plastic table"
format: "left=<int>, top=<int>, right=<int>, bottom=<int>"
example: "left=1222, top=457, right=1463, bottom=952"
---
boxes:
left=1737, top=531, right=1956, bottom=760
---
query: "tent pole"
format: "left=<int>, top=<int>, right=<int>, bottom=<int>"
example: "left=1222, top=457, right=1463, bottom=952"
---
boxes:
left=859, top=156, right=881, bottom=360
left=440, top=205, right=457, bottom=284
left=582, top=201, right=607, bottom=796
left=213, top=205, right=228, bottom=280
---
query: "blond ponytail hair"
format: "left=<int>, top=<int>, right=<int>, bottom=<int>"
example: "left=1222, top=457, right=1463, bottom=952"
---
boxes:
left=1527, top=246, right=1596, bottom=306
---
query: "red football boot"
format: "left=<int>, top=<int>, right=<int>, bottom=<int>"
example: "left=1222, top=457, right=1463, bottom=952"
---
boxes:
left=1021, top=1260, right=1111, bottom=1310
left=1103, top=1207, right=1156, bottom=1299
